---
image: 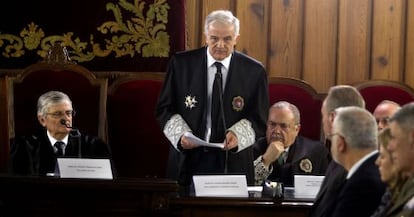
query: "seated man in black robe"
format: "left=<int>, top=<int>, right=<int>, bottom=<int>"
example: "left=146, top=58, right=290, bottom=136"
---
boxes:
left=253, top=101, right=330, bottom=186
left=9, top=90, right=112, bottom=176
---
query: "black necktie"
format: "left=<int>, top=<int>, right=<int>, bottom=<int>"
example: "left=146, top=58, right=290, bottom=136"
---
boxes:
left=211, top=62, right=225, bottom=142
left=54, top=141, right=65, bottom=156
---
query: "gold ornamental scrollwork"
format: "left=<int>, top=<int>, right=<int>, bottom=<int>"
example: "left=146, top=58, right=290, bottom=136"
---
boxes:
left=0, top=0, right=170, bottom=62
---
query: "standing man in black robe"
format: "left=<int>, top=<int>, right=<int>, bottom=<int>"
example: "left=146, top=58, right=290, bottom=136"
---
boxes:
left=156, top=10, right=269, bottom=186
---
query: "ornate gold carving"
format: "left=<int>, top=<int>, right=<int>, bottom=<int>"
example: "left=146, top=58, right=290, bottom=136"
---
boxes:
left=0, top=0, right=170, bottom=62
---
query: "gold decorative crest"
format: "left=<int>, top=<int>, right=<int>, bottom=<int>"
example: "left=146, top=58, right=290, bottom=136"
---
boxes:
left=0, top=0, right=170, bottom=62
left=232, top=96, right=244, bottom=111
left=299, top=158, right=312, bottom=173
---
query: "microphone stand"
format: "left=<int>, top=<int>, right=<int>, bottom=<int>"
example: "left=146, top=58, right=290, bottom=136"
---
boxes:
left=60, top=119, right=82, bottom=158
left=216, top=74, right=228, bottom=174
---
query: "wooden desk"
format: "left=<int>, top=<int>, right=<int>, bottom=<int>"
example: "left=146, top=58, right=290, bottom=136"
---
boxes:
left=170, top=187, right=313, bottom=217
left=0, top=175, right=179, bottom=217
left=0, top=175, right=313, bottom=217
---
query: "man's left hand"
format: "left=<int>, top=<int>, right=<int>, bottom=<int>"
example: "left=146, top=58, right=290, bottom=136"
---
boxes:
left=223, top=131, right=238, bottom=150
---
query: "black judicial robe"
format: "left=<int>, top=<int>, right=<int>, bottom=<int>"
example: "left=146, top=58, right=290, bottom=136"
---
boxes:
left=156, top=47, right=269, bottom=186
left=9, top=129, right=112, bottom=176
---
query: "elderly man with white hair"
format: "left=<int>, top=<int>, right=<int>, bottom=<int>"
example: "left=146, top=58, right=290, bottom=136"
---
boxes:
left=328, top=106, right=386, bottom=217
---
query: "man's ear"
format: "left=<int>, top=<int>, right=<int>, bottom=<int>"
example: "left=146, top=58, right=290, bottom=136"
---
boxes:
left=38, top=115, right=46, bottom=127
left=338, top=136, right=347, bottom=153
left=410, top=130, right=414, bottom=149
left=234, top=34, right=240, bottom=44
left=328, top=111, right=336, bottom=123
left=294, top=124, right=301, bottom=134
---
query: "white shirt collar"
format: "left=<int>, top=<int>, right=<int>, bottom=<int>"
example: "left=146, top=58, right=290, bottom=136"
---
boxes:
left=206, top=47, right=232, bottom=70
left=346, top=150, right=378, bottom=179
left=47, top=130, right=69, bottom=147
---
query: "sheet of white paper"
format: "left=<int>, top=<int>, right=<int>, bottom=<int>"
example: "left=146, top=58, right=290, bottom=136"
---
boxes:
left=57, top=158, right=113, bottom=179
left=183, top=132, right=224, bottom=148
left=294, top=175, right=324, bottom=198
left=193, top=175, right=248, bottom=197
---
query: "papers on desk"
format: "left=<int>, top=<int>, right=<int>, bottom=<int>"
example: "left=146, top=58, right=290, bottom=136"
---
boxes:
left=57, top=158, right=113, bottom=179
left=183, top=132, right=224, bottom=148
left=294, top=175, right=324, bottom=199
left=193, top=175, right=249, bottom=197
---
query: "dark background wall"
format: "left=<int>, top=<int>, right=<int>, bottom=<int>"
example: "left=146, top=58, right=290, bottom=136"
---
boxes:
left=0, top=0, right=186, bottom=72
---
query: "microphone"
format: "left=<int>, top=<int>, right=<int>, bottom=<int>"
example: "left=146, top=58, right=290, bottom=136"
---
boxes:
left=60, top=119, right=82, bottom=158
left=216, top=73, right=228, bottom=173
left=60, top=119, right=73, bottom=128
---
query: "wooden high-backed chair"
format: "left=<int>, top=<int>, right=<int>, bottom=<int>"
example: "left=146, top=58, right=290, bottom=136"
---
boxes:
left=107, top=73, right=169, bottom=178
left=6, top=43, right=108, bottom=159
left=268, top=77, right=325, bottom=141
left=353, top=80, right=414, bottom=113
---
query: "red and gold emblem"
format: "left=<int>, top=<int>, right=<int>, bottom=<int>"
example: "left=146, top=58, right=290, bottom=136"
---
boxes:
left=299, top=158, right=313, bottom=173
left=232, top=96, right=244, bottom=111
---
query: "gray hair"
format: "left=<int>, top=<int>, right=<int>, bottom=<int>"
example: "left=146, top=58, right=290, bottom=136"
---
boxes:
left=37, top=91, right=72, bottom=117
left=334, top=106, right=378, bottom=149
left=271, top=101, right=301, bottom=125
left=325, top=85, right=365, bottom=113
left=204, top=10, right=240, bottom=36
left=389, top=102, right=414, bottom=133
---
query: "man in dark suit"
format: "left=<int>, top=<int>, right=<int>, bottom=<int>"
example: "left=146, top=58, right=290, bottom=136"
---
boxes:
left=156, top=10, right=268, bottom=186
left=308, top=85, right=366, bottom=217
left=253, top=101, right=330, bottom=186
left=328, top=106, right=386, bottom=217
left=9, top=91, right=111, bottom=176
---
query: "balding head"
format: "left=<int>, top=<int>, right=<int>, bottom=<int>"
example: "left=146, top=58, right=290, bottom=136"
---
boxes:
left=373, top=100, right=401, bottom=131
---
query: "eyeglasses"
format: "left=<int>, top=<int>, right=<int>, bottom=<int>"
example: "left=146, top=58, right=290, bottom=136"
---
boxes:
left=376, top=117, right=390, bottom=126
left=46, top=110, right=76, bottom=119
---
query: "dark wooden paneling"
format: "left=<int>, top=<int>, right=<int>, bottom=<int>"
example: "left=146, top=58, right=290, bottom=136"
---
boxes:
left=0, top=175, right=178, bottom=217
left=0, top=76, right=9, bottom=172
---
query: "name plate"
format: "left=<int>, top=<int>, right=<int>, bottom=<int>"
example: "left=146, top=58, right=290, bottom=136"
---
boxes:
left=294, top=175, right=324, bottom=198
left=192, top=175, right=248, bottom=197
left=57, top=158, right=113, bottom=179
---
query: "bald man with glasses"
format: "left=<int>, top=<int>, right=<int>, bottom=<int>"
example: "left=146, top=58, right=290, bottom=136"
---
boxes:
left=373, top=100, right=401, bottom=131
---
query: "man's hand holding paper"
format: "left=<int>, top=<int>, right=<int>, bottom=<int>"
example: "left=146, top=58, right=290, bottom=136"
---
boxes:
left=182, top=132, right=224, bottom=149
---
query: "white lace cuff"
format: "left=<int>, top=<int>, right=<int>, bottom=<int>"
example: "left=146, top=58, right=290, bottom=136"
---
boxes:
left=227, top=119, right=255, bottom=152
left=163, top=114, right=191, bottom=151
left=254, top=155, right=273, bottom=186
